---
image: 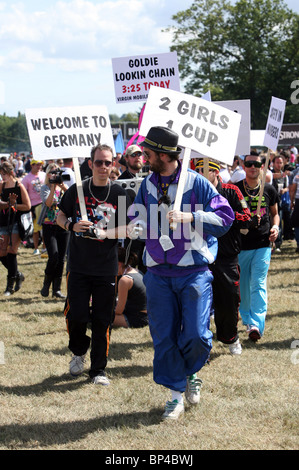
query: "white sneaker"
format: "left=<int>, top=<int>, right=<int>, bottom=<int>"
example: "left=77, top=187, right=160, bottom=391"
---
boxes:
left=33, top=249, right=40, bottom=255
left=69, top=355, right=86, bottom=376
left=229, top=338, right=242, bottom=355
left=185, top=374, right=202, bottom=405
left=92, top=373, right=110, bottom=386
left=162, top=400, right=184, bottom=420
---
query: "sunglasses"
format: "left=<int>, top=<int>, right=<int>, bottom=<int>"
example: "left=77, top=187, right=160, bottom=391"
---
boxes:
left=130, top=152, right=143, bottom=158
left=244, top=160, right=262, bottom=168
left=93, top=160, right=112, bottom=167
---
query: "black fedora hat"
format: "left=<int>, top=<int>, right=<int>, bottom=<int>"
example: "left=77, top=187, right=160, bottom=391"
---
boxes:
left=139, top=126, right=182, bottom=155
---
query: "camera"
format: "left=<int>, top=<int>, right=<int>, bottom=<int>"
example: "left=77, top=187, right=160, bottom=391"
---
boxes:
left=81, top=225, right=104, bottom=240
left=113, top=178, right=143, bottom=195
left=49, top=169, right=71, bottom=184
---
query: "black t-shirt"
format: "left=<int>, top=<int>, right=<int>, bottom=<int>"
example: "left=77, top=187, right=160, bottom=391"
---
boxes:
left=59, top=178, right=130, bottom=276
left=123, top=271, right=147, bottom=315
left=236, top=180, right=279, bottom=250
left=117, top=169, right=135, bottom=180
left=0, top=181, right=22, bottom=226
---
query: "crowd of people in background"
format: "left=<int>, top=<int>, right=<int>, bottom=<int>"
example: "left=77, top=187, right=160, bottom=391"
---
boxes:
left=0, top=139, right=298, bottom=419
left=1, top=145, right=298, bottom=299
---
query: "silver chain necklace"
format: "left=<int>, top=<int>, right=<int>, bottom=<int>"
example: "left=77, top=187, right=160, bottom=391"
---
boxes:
left=88, top=177, right=111, bottom=204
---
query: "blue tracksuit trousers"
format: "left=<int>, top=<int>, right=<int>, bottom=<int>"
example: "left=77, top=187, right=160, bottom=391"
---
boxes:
left=143, top=269, right=213, bottom=392
left=239, top=247, right=272, bottom=336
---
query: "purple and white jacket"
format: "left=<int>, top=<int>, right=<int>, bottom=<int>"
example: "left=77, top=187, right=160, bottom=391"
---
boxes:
left=128, top=167, right=234, bottom=276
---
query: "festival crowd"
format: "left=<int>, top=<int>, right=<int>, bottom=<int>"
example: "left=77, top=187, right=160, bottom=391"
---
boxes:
left=0, top=134, right=298, bottom=420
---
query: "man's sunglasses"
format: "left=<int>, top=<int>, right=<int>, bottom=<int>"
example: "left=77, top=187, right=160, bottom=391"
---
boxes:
left=130, top=152, right=143, bottom=158
left=244, top=160, right=262, bottom=168
left=93, top=160, right=112, bottom=167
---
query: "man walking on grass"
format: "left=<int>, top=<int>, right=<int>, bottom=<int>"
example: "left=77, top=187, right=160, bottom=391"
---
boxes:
left=128, top=127, right=234, bottom=420
left=57, top=144, right=130, bottom=385
left=196, top=158, right=252, bottom=356
left=236, top=151, right=279, bottom=341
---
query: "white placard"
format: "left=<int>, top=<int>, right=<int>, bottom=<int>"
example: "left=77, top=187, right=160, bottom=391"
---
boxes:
left=25, top=105, right=115, bottom=160
left=139, top=86, right=241, bottom=166
left=263, top=96, right=286, bottom=151
left=112, top=52, right=180, bottom=104
left=214, top=99, right=250, bottom=155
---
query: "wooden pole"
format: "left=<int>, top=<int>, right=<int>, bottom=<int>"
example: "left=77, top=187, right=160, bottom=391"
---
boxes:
left=170, top=147, right=191, bottom=231
left=203, top=157, right=209, bottom=179
left=72, top=157, right=88, bottom=221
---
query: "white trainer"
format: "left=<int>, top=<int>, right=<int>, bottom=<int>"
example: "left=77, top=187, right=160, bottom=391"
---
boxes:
left=162, top=400, right=184, bottom=420
left=69, top=355, right=86, bottom=376
left=185, top=374, right=203, bottom=405
left=229, top=338, right=242, bottom=355
left=92, top=373, right=110, bottom=386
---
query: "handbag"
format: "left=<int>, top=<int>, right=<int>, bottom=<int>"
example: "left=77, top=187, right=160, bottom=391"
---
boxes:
left=281, top=190, right=291, bottom=210
left=18, top=211, right=34, bottom=241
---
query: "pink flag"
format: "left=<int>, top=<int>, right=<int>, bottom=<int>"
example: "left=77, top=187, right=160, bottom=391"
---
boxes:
left=125, top=104, right=146, bottom=151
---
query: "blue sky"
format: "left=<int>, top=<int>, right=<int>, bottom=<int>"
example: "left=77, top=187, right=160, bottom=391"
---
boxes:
left=0, top=0, right=298, bottom=118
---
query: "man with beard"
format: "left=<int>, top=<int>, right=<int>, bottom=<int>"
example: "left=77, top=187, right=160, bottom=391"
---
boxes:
left=117, top=145, right=144, bottom=180
left=117, top=144, right=146, bottom=272
left=128, top=126, right=234, bottom=420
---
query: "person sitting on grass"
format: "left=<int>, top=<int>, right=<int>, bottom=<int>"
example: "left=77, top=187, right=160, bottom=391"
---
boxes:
left=113, top=247, right=148, bottom=328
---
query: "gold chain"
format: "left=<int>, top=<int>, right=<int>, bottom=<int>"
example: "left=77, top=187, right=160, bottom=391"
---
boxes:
left=243, top=179, right=261, bottom=199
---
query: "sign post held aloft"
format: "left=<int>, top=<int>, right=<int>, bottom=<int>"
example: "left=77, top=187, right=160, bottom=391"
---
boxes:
left=25, top=105, right=115, bottom=222
left=139, top=86, right=241, bottom=229
left=257, top=96, right=286, bottom=216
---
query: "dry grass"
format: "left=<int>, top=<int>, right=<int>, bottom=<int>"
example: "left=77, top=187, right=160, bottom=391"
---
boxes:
left=0, top=241, right=298, bottom=450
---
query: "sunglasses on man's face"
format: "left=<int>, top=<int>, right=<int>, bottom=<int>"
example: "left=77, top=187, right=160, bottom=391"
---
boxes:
left=244, top=160, right=262, bottom=168
left=130, top=152, right=143, bottom=158
left=93, top=160, right=112, bottom=167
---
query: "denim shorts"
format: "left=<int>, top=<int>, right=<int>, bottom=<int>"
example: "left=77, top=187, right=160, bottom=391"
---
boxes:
left=0, top=222, right=19, bottom=236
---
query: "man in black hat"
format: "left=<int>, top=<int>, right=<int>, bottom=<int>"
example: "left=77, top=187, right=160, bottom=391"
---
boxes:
left=128, top=126, right=235, bottom=420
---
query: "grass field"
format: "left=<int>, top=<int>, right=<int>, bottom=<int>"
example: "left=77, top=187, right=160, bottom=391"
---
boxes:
left=0, top=240, right=298, bottom=451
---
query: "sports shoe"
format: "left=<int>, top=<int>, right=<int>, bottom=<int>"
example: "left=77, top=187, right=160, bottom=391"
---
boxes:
left=185, top=374, right=203, bottom=405
left=162, top=400, right=184, bottom=420
left=33, top=249, right=40, bottom=255
left=247, top=325, right=261, bottom=342
left=91, top=372, right=110, bottom=386
left=69, top=355, right=86, bottom=376
left=229, top=338, right=242, bottom=355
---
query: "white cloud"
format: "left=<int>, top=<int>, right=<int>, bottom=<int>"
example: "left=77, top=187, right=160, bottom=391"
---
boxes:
left=0, top=0, right=190, bottom=116
left=1, top=0, right=171, bottom=73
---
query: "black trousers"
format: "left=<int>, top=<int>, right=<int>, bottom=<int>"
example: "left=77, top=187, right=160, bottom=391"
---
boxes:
left=42, top=224, right=70, bottom=279
left=65, top=271, right=116, bottom=378
left=210, top=257, right=240, bottom=344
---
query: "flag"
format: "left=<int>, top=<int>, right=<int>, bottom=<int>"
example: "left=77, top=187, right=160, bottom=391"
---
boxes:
left=114, top=129, right=125, bottom=154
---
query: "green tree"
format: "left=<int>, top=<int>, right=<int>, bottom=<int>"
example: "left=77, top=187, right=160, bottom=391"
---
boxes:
left=167, top=0, right=299, bottom=128
left=0, top=113, right=12, bottom=152
left=120, top=112, right=139, bottom=122
left=223, top=0, right=299, bottom=127
left=168, top=0, right=229, bottom=99
left=0, top=113, right=31, bottom=153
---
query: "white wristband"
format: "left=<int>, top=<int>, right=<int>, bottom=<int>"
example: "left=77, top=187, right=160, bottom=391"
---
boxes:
left=272, top=225, right=279, bottom=232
